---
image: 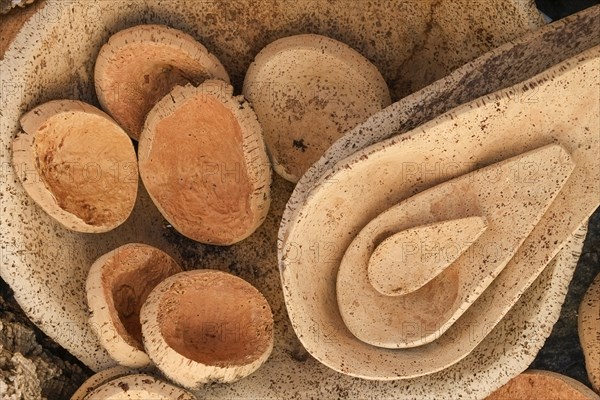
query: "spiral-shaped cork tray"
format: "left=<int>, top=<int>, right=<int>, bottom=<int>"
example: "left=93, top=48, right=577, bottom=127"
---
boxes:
left=2, top=1, right=598, bottom=398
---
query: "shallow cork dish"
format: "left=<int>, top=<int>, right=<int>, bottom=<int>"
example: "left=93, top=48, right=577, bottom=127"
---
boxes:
left=138, top=80, right=272, bottom=245
left=95, top=24, right=229, bottom=140
left=578, top=272, right=600, bottom=393
left=485, top=370, right=600, bottom=400
left=12, top=99, right=138, bottom=233
left=86, top=243, right=182, bottom=368
left=70, top=366, right=136, bottom=400
left=85, top=373, right=196, bottom=400
left=141, top=269, right=274, bottom=389
left=243, top=33, right=391, bottom=182
left=337, top=144, right=574, bottom=349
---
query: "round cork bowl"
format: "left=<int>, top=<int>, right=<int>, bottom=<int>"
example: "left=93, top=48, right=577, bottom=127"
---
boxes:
left=5, top=1, right=599, bottom=399
left=140, top=270, right=274, bottom=389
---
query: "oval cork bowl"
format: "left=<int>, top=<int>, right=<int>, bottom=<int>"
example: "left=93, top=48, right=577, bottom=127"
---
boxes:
left=243, top=34, right=391, bottom=182
left=140, top=270, right=274, bottom=389
left=485, top=370, right=600, bottom=400
left=138, top=80, right=271, bottom=245
left=95, top=24, right=229, bottom=140
left=12, top=100, right=138, bottom=233
left=70, top=366, right=136, bottom=400
left=86, top=243, right=182, bottom=368
left=4, top=1, right=599, bottom=399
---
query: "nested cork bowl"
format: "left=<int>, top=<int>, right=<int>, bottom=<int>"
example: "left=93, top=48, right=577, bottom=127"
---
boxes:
left=86, top=243, right=182, bottom=367
left=3, top=0, right=599, bottom=399
left=141, top=270, right=274, bottom=389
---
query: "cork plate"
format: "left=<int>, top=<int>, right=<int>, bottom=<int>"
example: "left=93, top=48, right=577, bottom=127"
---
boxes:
left=1, top=1, right=597, bottom=399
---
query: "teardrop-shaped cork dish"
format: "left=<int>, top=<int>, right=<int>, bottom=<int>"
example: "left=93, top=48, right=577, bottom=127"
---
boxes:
left=138, top=80, right=272, bottom=245
left=12, top=100, right=138, bottom=233
left=85, top=373, right=196, bottom=400
left=243, top=34, right=391, bottom=182
left=95, top=24, right=230, bottom=140
left=140, top=270, right=274, bottom=389
left=86, top=243, right=182, bottom=368
left=337, top=144, right=574, bottom=348
left=280, top=44, right=600, bottom=379
left=485, top=370, right=600, bottom=400
left=578, top=272, right=600, bottom=393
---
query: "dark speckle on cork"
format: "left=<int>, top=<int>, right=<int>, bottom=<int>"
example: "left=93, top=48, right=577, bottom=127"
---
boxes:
left=292, top=138, right=308, bottom=152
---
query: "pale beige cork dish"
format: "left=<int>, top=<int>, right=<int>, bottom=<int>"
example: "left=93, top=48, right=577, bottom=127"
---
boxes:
left=84, top=373, right=196, bottom=400
left=243, top=33, right=391, bottom=183
left=70, top=366, right=136, bottom=400
left=280, top=44, right=600, bottom=379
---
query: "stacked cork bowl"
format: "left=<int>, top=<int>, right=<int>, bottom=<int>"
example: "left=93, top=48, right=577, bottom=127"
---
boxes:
left=1, top=0, right=600, bottom=399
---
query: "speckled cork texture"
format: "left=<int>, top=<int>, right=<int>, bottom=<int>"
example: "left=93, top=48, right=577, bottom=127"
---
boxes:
left=0, top=1, right=597, bottom=399
left=578, top=272, right=600, bottom=393
left=84, top=373, right=196, bottom=400
left=281, top=44, right=600, bottom=379
left=94, top=24, right=229, bottom=140
left=243, top=34, right=391, bottom=182
left=70, top=366, right=136, bottom=400
left=486, top=370, right=600, bottom=400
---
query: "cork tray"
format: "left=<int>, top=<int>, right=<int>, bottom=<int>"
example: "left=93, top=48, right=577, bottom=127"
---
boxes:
left=1, top=1, right=599, bottom=398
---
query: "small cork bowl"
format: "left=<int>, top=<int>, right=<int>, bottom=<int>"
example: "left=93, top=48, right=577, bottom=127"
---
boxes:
left=95, top=24, right=229, bottom=140
left=140, top=270, right=274, bottom=389
left=485, top=370, right=600, bottom=400
left=138, top=80, right=272, bottom=245
left=244, top=34, right=391, bottom=182
left=85, top=373, right=196, bottom=400
left=12, top=100, right=138, bottom=233
left=70, top=366, right=136, bottom=400
left=86, top=244, right=182, bottom=368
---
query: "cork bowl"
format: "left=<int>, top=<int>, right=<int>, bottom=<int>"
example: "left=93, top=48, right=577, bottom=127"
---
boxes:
left=86, top=243, right=182, bottom=368
left=140, top=270, right=274, bottom=389
left=12, top=100, right=138, bottom=233
left=3, top=0, right=599, bottom=399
